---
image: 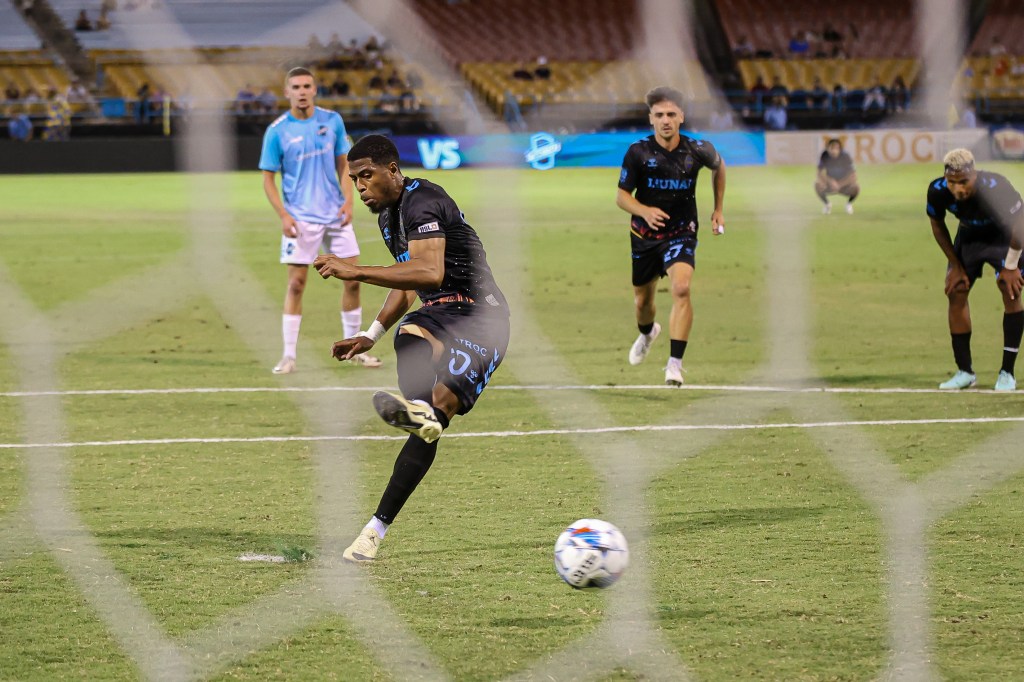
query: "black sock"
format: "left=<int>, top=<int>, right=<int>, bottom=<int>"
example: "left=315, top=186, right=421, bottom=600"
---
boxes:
left=374, top=435, right=438, bottom=524
left=638, top=322, right=654, bottom=336
left=951, top=332, right=973, bottom=373
left=816, top=189, right=829, bottom=203
left=395, top=333, right=436, bottom=404
left=1002, top=311, right=1024, bottom=375
left=848, top=190, right=858, bottom=203
left=670, top=339, right=688, bottom=360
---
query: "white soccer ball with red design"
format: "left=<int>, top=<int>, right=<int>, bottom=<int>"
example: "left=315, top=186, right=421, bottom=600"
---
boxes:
left=553, top=518, right=629, bottom=589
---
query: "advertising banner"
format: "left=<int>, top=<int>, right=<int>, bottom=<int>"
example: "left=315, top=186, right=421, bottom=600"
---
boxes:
left=765, top=128, right=991, bottom=165
left=391, top=130, right=766, bottom=169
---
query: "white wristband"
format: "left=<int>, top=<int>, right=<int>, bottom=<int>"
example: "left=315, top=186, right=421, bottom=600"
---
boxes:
left=357, top=320, right=387, bottom=343
left=1006, top=248, right=1022, bottom=271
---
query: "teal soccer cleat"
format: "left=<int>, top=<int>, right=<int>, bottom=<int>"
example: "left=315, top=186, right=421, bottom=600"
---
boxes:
left=938, top=370, right=977, bottom=390
left=995, top=370, right=1017, bottom=391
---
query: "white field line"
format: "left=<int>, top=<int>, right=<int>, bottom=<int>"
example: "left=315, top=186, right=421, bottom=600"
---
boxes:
left=1, top=383, right=1021, bottom=398
left=2, top=415, right=1022, bottom=450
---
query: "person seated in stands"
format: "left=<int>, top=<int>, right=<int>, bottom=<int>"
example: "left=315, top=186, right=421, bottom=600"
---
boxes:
left=399, top=87, right=419, bottom=113
left=65, top=79, right=88, bottom=103
left=733, top=35, right=754, bottom=59
left=749, top=75, right=769, bottom=108
left=788, top=32, right=809, bottom=59
left=364, top=35, right=381, bottom=58
left=327, top=32, right=344, bottom=53
left=375, top=86, right=400, bottom=114
left=888, top=75, right=909, bottom=113
left=234, top=83, right=255, bottom=114
left=135, top=82, right=150, bottom=122
left=330, top=77, right=350, bottom=97
left=368, top=72, right=385, bottom=90
left=96, top=6, right=111, bottom=29
left=832, top=83, right=846, bottom=112
left=768, top=76, right=789, bottom=106
left=4, top=82, right=20, bottom=102
left=43, top=88, right=71, bottom=141
left=256, top=87, right=276, bottom=113
left=386, top=70, right=404, bottom=89
left=22, top=86, right=41, bottom=103
left=810, top=78, right=831, bottom=111
left=8, top=107, right=33, bottom=141
left=958, top=103, right=978, bottom=129
left=534, top=56, right=551, bottom=79
left=861, top=78, right=887, bottom=111
left=307, top=34, right=324, bottom=55
left=822, top=22, right=844, bottom=56
left=75, top=9, right=94, bottom=30
left=764, top=96, right=787, bottom=130
left=325, top=53, right=346, bottom=69
left=512, top=63, right=534, bottom=80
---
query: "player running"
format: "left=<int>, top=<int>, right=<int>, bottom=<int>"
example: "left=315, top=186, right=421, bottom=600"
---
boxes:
left=313, top=134, right=510, bottom=562
left=616, top=86, right=726, bottom=386
left=927, top=148, right=1024, bottom=390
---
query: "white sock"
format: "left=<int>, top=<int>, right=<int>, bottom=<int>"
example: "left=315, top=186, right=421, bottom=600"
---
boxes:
left=341, top=307, right=362, bottom=339
left=282, top=314, right=301, bottom=359
left=667, top=357, right=682, bottom=369
left=367, top=516, right=389, bottom=538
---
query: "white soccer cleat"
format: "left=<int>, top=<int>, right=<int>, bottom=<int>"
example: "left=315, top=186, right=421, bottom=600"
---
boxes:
left=349, top=353, right=383, bottom=368
left=628, top=322, right=661, bottom=366
left=995, top=370, right=1016, bottom=391
left=664, top=361, right=685, bottom=387
left=845, top=202, right=854, bottom=215
left=372, top=391, right=443, bottom=443
left=343, top=527, right=382, bottom=563
left=822, top=202, right=832, bottom=215
left=272, top=356, right=296, bottom=374
left=938, top=369, right=976, bottom=390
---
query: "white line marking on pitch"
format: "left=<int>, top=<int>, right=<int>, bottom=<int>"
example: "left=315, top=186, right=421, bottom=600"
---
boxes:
left=1, top=383, right=1022, bottom=398
left=2, top=416, right=1022, bottom=449
left=237, top=553, right=286, bottom=563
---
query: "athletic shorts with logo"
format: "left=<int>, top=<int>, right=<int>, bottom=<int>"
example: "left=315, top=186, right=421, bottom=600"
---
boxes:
left=953, top=233, right=1021, bottom=284
left=631, top=232, right=698, bottom=286
left=280, top=220, right=360, bottom=264
left=397, top=303, right=510, bottom=415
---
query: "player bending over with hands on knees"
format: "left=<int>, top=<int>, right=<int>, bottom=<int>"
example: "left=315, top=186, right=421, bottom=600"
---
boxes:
left=927, top=147, right=1024, bottom=391
left=313, top=134, right=510, bottom=562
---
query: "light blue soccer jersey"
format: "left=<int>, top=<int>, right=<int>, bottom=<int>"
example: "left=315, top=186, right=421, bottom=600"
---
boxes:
left=259, top=107, right=351, bottom=224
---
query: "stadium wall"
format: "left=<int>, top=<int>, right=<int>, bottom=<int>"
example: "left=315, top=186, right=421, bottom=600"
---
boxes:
left=764, top=129, right=992, bottom=165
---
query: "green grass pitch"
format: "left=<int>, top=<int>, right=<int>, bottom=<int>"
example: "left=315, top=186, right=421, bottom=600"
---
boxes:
left=1, top=161, right=1023, bottom=681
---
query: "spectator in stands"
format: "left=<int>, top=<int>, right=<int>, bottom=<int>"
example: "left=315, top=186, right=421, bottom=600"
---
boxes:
left=732, top=35, right=754, bottom=59
left=308, top=34, right=324, bottom=54
left=958, top=103, right=978, bottom=129
left=4, top=82, right=20, bottom=103
left=764, top=96, right=787, bottom=130
left=862, top=78, right=887, bottom=112
left=235, top=84, right=256, bottom=114
left=810, top=78, right=831, bottom=111
left=406, top=69, right=424, bottom=89
left=135, top=82, right=151, bottom=122
left=534, top=56, right=551, bottom=80
left=43, top=89, right=71, bottom=141
left=749, top=76, right=769, bottom=109
left=822, top=22, right=843, bottom=56
left=256, top=87, right=277, bottom=114
left=66, top=79, right=88, bottom=103
left=101, top=0, right=117, bottom=11
left=788, top=32, right=809, bottom=59
left=324, top=52, right=346, bottom=70
left=22, top=86, right=41, bottom=104
left=512, top=63, right=534, bottom=80
left=386, top=70, right=404, bottom=89
left=8, top=109, right=32, bottom=141
left=888, top=75, right=909, bottom=113
left=368, top=72, right=385, bottom=90
left=832, top=82, right=846, bottom=112
left=768, top=77, right=789, bottom=106
left=399, top=86, right=419, bottom=113
left=96, top=7, right=111, bottom=30
left=330, top=77, right=350, bottom=97
left=815, top=138, right=859, bottom=215
left=327, top=32, right=344, bottom=53
left=375, top=86, right=400, bottom=114
left=989, top=36, right=1007, bottom=57
left=150, top=88, right=167, bottom=118
left=75, top=9, right=94, bottom=31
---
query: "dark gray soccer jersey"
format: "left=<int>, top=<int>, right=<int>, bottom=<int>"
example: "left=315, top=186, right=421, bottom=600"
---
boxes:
left=818, top=150, right=855, bottom=180
left=926, top=171, right=1024, bottom=244
left=377, top=177, right=508, bottom=311
left=618, top=134, right=721, bottom=241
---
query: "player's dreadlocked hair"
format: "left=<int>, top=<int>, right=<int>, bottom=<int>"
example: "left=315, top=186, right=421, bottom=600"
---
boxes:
left=943, top=148, right=976, bottom=174
left=645, top=86, right=685, bottom=111
left=349, top=134, right=401, bottom=167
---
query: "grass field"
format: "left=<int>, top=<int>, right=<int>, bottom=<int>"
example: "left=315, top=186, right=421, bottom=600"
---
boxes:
left=1, top=161, right=1023, bottom=681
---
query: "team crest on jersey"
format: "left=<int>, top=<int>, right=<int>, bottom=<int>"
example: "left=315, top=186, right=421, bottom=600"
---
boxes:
left=317, top=126, right=328, bottom=136
left=683, top=155, right=694, bottom=172
left=646, top=158, right=658, bottom=168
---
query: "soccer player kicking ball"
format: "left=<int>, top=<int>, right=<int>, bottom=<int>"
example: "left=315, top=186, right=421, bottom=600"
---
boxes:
left=616, top=86, right=726, bottom=386
left=313, top=135, right=510, bottom=562
left=927, top=148, right=1024, bottom=390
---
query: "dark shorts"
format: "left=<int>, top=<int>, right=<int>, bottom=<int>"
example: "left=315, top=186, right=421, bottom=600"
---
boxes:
left=631, top=233, right=697, bottom=286
left=953, top=234, right=1014, bottom=285
left=398, top=303, right=510, bottom=415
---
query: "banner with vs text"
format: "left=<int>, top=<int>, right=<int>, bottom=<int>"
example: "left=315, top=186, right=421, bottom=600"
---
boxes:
left=391, top=131, right=767, bottom=170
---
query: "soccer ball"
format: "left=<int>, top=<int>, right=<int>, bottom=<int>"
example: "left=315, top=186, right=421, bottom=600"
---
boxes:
left=553, top=518, right=629, bottom=589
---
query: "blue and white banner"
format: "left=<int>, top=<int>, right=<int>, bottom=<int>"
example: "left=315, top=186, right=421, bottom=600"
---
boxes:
left=391, top=131, right=766, bottom=169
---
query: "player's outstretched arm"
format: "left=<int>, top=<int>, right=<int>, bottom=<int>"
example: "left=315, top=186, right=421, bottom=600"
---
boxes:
left=314, top=237, right=445, bottom=289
